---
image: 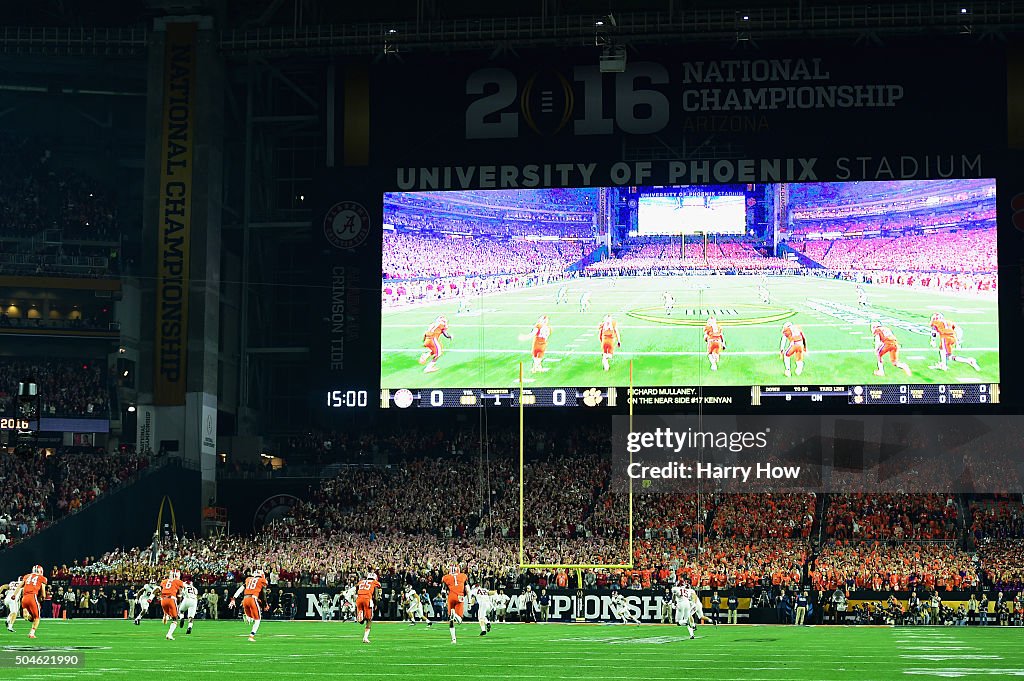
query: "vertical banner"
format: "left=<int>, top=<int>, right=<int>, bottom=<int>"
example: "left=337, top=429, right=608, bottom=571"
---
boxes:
left=310, top=64, right=382, bottom=421
left=136, top=405, right=157, bottom=455
left=154, top=21, right=197, bottom=405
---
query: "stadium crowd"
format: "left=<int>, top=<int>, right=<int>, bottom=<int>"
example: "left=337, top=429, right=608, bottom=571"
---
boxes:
left=0, top=358, right=110, bottom=418
left=824, top=493, right=960, bottom=541
left=587, top=238, right=799, bottom=274
left=43, top=437, right=1017, bottom=599
left=382, top=232, right=585, bottom=280
left=0, top=447, right=147, bottom=548
left=796, top=228, right=996, bottom=276
left=0, top=134, right=121, bottom=278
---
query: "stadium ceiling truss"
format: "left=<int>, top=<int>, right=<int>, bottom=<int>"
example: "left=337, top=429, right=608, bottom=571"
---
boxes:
left=0, top=2, right=1021, bottom=58
left=221, top=60, right=324, bottom=427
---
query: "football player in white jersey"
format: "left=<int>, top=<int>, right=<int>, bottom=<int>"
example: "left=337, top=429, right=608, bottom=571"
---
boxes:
left=178, top=581, right=200, bottom=635
left=579, top=291, right=592, bottom=313
left=403, top=585, right=431, bottom=626
left=469, top=585, right=493, bottom=636
left=340, top=584, right=357, bottom=622
left=672, top=584, right=696, bottom=638
left=609, top=591, right=641, bottom=625
left=132, top=582, right=160, bottom=625
left=4, top=580, right=23, bottom=632
left=663, top=291, right=675, bottom=316
left=687, top=586, right=713, bottom=626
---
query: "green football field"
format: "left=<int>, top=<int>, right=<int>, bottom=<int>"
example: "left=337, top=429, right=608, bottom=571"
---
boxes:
left=4, top=619, right=1023, bottom=680
left=381, top=275, right=999, bottom=389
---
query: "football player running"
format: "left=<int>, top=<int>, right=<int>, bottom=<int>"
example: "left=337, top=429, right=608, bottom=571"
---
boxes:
left=929, top=313, right=980, bottom=372
left=403, top=584, right=432, bottom=626
left=609, top=591, right=641, bottom=626
left=228, top=568, right=269, bottom=642
left=871, top=322, right=912, bottom=377
left=20, top=566, right=47, bottom=639
left=469, top=584, right=494, bottom=636
left=132, top=582, right=160, bottom=626
left=178, top=580, right=200, bottom=635
left=780, top=321, right=807, bottom=378
left=441, top=565, right=469, bottom=644
left=672, top=584, right=696, bottom=639
left=4, top=579, right=22, bottom=632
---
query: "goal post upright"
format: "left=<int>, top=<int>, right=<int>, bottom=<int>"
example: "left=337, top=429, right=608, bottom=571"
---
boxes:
left=516, top=361, right=635, bottom=572
left=519, top=361, right=525, bottom=568
left=629, top=358, right=634, bottom=568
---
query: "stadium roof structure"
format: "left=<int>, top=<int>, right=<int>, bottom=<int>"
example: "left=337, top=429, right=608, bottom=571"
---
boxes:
left=0, top=0, right=1022, bottom=57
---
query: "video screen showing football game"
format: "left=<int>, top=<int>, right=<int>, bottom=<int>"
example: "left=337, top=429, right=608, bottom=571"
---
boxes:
left=381, top=180, right=998, bottom=392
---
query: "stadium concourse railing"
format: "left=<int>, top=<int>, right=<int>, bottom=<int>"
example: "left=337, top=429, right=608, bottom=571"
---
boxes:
left=0, top=456, right=202, bottom=575
left=1, top=3, right=1024, bottom=56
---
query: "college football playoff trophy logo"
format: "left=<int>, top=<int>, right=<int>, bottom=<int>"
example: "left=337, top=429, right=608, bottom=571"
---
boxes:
left=323, top=201, right=371, bottom=249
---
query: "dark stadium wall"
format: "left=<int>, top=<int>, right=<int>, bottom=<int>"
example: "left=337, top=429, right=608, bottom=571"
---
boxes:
left=217, top=478, right=320, bottom=533
left=0, top=462, right=201, bottom=576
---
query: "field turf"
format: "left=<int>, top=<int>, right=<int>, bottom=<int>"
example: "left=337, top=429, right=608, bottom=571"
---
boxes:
left=381, top=275, right=999, bottom=389
left=4, top=619, right=1023, bottom=680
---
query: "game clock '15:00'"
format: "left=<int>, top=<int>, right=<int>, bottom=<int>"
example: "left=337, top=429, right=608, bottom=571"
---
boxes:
left=325, top=390, right=370, bottom=408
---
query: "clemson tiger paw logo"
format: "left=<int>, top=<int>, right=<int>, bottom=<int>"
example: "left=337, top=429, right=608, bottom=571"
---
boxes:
left=582, top=388, right=604, bottom=407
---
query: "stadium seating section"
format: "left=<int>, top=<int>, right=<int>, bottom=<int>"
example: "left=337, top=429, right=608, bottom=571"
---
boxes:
left=0, top=134, right=121, bottom=278
left=23, top=426, right=1015, bottom=593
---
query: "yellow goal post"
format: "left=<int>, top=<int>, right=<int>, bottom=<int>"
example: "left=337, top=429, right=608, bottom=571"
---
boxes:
left=517, top=361, right=635, bottom=586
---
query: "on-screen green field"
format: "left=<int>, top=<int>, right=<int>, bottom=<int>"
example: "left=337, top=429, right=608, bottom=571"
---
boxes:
left=381, top=276, right=999, bottom=389
left=5, top=619, right=1024, bottom=680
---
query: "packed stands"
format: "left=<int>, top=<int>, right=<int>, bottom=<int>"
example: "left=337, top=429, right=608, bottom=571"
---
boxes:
left=711, top=493, right=816, bottom=540
left=0, top=448, right=147, bottom=549
left=0, top=358, right=110, bottom=418
left=0, top=135, right=121, bottom=278
left=977, top=540, right=1024, bottom=591
left=382, top=232, right=586, bottom=279
left=824, top=493, right=960, bottom=541
left=970, top=497, right=1024, bottom=541
left=799, top=229, right=996, bottom=275
left=587, top=238, right=799, bottom=274
left=811, top=542, right=975, bottom=591
left=15, top=424, right=1007, bottom=597
left=786, top=179, right=995, bottom=237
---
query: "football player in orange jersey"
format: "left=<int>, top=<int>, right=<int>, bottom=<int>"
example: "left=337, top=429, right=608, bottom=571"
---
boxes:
left=929, top=313, right=980, bottom=372
left=703, top=316, right=726, bottom=372
left=441, top=564, right=469, bottom=644
left=229, top=568, right=269, bottom=642
left=19, top=566, right=46, bottom=639
left=779, top=321, right=807, bottom=378
left=418, top=315, right=452, bottom=373
left=354, top=572, right=381, bottom=643
left=598, top=314, right=621, bottom=372
left=871, top=322, right=911, bottom=377
left=524, top=315, right=552, bottom=373
left=158, top=569, right=184, bottom=640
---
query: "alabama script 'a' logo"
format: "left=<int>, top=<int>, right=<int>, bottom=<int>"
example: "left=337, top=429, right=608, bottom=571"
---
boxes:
left=323, top=201, right=371, bottom=250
